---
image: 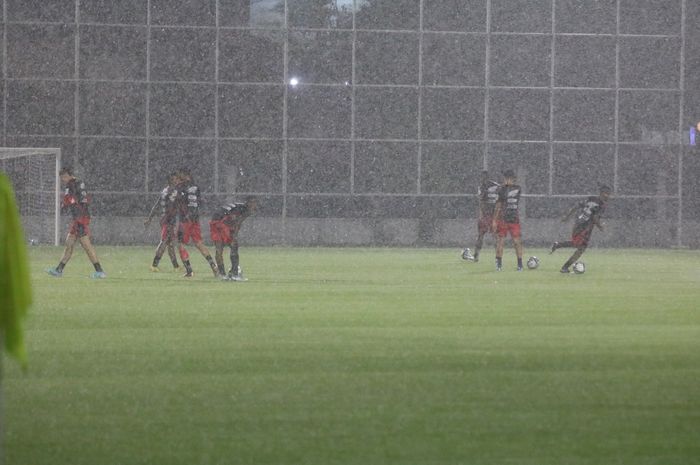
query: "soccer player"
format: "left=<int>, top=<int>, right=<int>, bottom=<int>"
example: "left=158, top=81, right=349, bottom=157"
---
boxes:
left=46, top=167, right=106, bottom=278
left=492, top=169, right=523, bottom=271
left=175, top=168, right=219, bottom=278
left=463, top=170, right=500, bottom=262
left=209, top=196, right=258, bottom=281
left=550, top=185, right=612, bottom=273
left=145, top=172, right=180, bottom=272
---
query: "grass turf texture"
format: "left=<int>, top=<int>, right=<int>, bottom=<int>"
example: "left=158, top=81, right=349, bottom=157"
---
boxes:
left=3, top=246, right=700, bottom=465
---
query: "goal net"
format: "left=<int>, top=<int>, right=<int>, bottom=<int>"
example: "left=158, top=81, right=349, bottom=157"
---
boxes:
left=0, top=147, right=61, bottom=246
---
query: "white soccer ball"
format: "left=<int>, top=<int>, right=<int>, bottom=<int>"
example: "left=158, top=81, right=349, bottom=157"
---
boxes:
left=526, top=256, right=539, bottom=270
left=572, top=261, right=586, bottom=274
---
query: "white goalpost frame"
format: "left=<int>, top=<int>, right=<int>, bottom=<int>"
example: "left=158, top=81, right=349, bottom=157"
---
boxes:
left=0, top=147, right=62, bottom=246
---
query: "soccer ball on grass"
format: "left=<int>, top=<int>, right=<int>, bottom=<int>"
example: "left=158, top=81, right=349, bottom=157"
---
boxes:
left=526, top=256, right=539, bottom=270
left=572, top=262, right=586, bottom=274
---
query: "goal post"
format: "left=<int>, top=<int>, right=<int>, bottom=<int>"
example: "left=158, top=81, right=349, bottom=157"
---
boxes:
left=0, top=147, right=62, bottom=246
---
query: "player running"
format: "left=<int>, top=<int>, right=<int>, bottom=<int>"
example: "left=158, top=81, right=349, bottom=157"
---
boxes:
left=46, top=167, right=106, bottom=279
left=145, top=172, right=180, bottom=272
left=463, top=170, right=499, bottom=263
left=492, top=170, right=524, bottom=271
left=550, top=185, right=612, bottom=273
left=175, top=168, right=219, bottom=278
left=209, top=196, right=258, bottom=281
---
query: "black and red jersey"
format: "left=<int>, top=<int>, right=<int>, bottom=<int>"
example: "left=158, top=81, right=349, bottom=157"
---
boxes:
left=574, top=196, right=606, bottom=229
left=478, top=180, right=500, bottom=216
left=62, top=178, right=90, bottom=219
left=212, top=203, right=251, bottom=233
left=496, top=184, right=521, bottom=224
left=159, top=185, right=179, bottom=225
left=176, top=181, right=202, bottom=223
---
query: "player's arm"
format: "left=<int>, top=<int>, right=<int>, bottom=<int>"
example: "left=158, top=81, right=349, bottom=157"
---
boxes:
left=144, top=197, right=160, bottom=226
left=561, top=204, right=578, bottom=223
left=492, top=200, right=502, bottom=230
left=592, top=214, right=604, bottom=231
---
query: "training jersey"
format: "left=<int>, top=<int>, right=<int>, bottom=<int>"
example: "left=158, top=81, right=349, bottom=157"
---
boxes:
left=176, top=181, right=202, bottom=223
left=159, top=185, right=179, bottom=225
left=574, top=196, right=606, bottom=229
left=212, top=203, right=252, bottom=232
left=478, top=180, right=500, bottom=217
left=497, top=184, right=521, bottom=224
left=62, top=178, right=90, bottom=219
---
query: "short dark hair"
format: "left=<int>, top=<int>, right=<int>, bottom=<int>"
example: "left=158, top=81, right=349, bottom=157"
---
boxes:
left=59, top=167, right=73, bottom=176
left=599, top=185, right=612, bottom=194
left=245, top=195, right=257, bottom=203
left=502, top=169, right=516, bottom=179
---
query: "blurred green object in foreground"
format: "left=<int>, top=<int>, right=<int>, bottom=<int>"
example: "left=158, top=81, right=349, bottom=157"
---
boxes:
left=0, top=172, right=30, bottom=368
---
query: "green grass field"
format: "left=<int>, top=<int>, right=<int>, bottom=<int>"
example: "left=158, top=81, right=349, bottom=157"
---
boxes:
left=4, top=246, right=700, bottom=465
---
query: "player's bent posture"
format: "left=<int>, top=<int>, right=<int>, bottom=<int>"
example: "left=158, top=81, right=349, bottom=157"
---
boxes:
left=551, top=185, right=612, bottom=273
left=209, top=196, right=258, bottom=281
left=145, top=173, right=180, bottom=272
left=46, top=167, right=106, bottom=278
left=463, top=170, right=500, bottom=262
left=492, top=170, right=524, bottom=271
left=175, top=168, right=219, bottom=278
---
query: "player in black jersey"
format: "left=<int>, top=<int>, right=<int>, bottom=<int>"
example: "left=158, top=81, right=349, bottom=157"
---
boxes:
left=463, top=170, right=499, bottom=262
left=550, top=185, right=611, bottom=273
left=145, top=173, right=180, bottom=272
left=492, top=170, right=524, bottom=271
left=209, top=196, right=258, bottom=281
left=175, top=168, right=219, bottom=278
left=46, top=167, right=106, bottom=279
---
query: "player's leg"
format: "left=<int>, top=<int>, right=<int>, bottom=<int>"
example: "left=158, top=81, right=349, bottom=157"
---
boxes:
left=512, top=224, right=523, bottom=271
left=194, top=240, right=219, bottom=276
left=178, top=225, right=194, bottom=277
left=561, top=246, right=586, bottom=273
left=150, top=225, right=170, bottom=271
left=47, top=232, right=78, bottom=276
left=77, top=233, right=106, bottom=278
left=165, top=225, right=179, bottom=270
left=495, top=232, right=504, bottom=271
left=228, top=240, right=246, bottom=281
left=214, top=241, right=226, bottom=276
left=550, top=240, right=573, bottom=253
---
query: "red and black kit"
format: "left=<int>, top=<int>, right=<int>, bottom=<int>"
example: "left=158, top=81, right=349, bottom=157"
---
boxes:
left=477, top=179, right=500, bottom=234
left=62, top=178, right=91, bottom=237
left=209, top=203, right=252, bottom=245
left=570, top=196, right=607, bottom=247
left=176, top=181, right=203, bottom=244
left=496, top=184, right=522, bottom=238
left=159, top=185, right=179, bottom=241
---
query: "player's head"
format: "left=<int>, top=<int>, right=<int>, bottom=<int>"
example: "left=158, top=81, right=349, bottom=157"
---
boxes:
left=502, top=169, right=516, bottom=185
left=59, top=167, right=74, bottom=183
left=599, top=185, right=612, bottom=201
left=177, top=167, right=192, bottom=182
left=244, top=195, right=258, bottom=212
left=167, top=172, right=179, bottom=186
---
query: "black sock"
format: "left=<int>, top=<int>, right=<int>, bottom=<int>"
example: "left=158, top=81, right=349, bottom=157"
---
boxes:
left=517, top=257, right=523, bottom=268
left=217, top=263, right=226, bottom=275
left=170, top=256, right=179, bottom=268
left=183, top=260, right=193, bottom=274
left=152, top=256, right=161, bottom=267
left=93, top=262, right=103, bottom=272
left=496, top=257, right=502, bottom=268
left=57, top=261, right=66, bottom=272
left=474, top=249, right=480, bottom=259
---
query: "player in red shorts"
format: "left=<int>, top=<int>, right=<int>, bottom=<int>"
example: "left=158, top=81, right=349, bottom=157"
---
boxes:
left=550, top=185, right=611, bottom=273
left=492, top=170, right=524, bottom=271
left=463, top=170, right=499, bottom=263
left=46, top=167, right=106, bottom=278
left=145, top=172, right=180, bottom=272
left=175, top=168, right=218, bottom=278
left=209, top=196, right=257, bottom=281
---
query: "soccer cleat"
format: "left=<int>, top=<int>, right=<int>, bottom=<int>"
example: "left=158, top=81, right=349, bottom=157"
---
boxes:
left=46, top=267, right=62, bottom=277
left=550, top=242, right=560, bottom=254
left=183, top=271, right=194, bottom=278
left=517, top=266, right=523, bottom=272
left=461, top=248, right=475, bottom=261
left=495, top=266, right=502, bottom=272
left=150, top=265, right=160, bottom=272
left=91, top=271, right=107, bottom=279
left=560, top=267, right=570, bottom=274
left=228, top=274, right=248, bottom=282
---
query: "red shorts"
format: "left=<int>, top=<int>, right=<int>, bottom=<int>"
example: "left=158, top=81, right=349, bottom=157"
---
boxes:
left=209, top=220, right=232, bottom=245
left=160, top=223, right=177, bottom=242
left=69, top=217, right=90, bottom=237
left=179, top=221, right=202, bottom=244
left=572, top=226, right=593, bottom=248
left=496, top=221, right=521, bottom=238
left=478, top=215, right=494, bottom=235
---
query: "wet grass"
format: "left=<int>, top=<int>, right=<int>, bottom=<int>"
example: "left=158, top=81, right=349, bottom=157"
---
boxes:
left=4, top=246, right=700, bottom=465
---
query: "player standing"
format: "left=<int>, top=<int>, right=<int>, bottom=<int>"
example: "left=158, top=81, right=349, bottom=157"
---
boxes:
left=145, top=172, right=180, bottom=272
left=175, top=168, right=219, bottom=278
left=550, top=185, right=612, bottom=273
left=46, top=167, right=106, bottom=278
left=209, top=196, right=258, bottom=281
left=463, top=170, right=499, bottom=262
left=492, top=170, right=524, bottom=271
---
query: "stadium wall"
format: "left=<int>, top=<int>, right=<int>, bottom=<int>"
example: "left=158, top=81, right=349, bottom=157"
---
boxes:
left=3, top=0, right=700, bottom=247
